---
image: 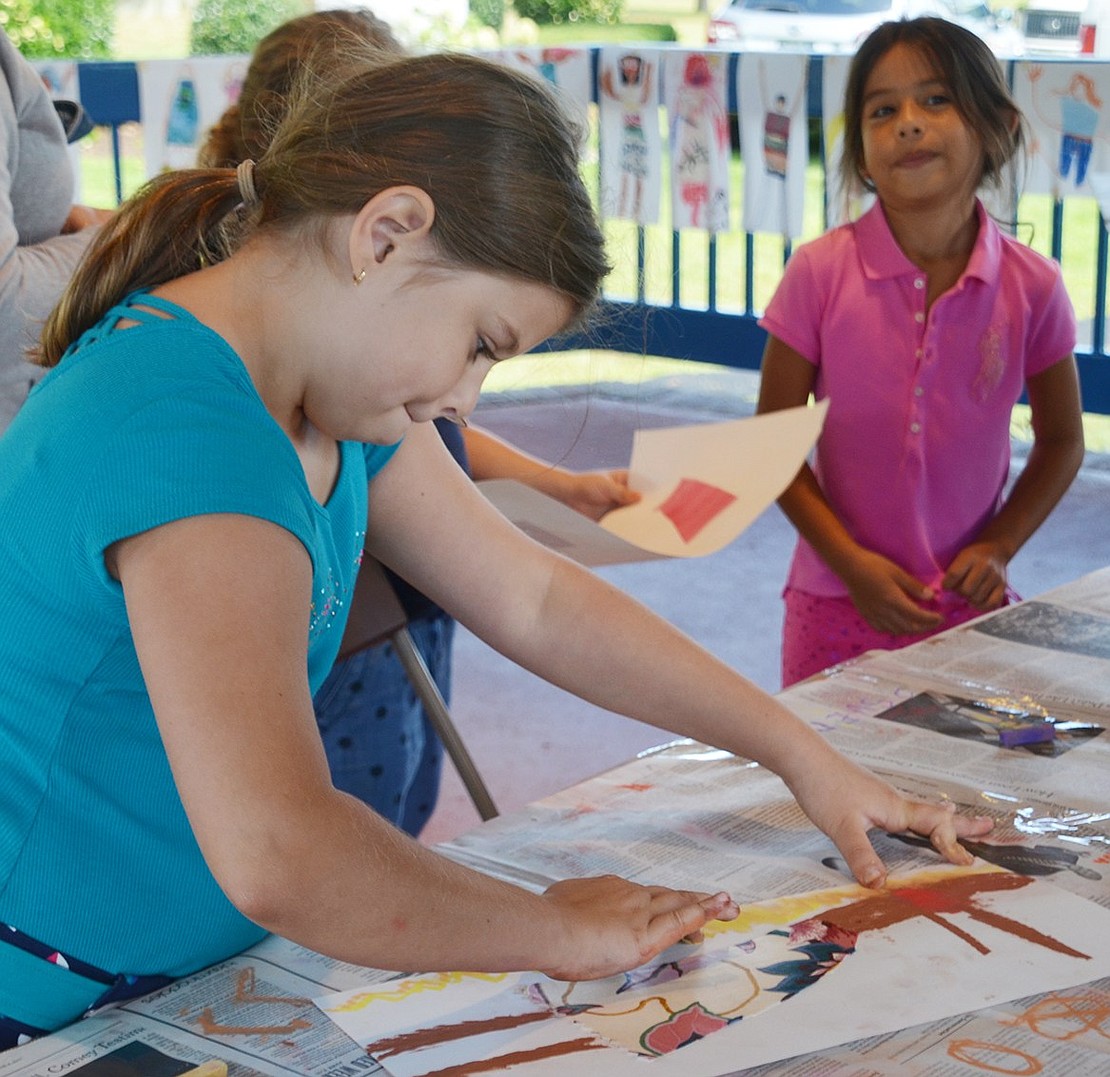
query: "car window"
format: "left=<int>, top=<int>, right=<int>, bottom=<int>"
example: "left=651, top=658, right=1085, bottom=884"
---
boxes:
left=737, top=0, right=894, bottom=13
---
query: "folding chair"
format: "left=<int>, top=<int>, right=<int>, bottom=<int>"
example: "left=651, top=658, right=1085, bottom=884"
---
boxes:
left=336, top=559, right=499, bottom=822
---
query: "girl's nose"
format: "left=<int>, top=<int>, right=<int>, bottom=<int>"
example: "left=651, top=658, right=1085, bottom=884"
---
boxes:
left=897, top=104, right=923, bottom=138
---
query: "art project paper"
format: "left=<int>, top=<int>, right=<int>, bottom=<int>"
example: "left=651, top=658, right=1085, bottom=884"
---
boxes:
left=664, top=51, right=731, bottom=232
left=1013, top=61, right=1110, bottom=200
left=495, top=47, right=591, bottom=127
left=598, top=48, right=662, bottom=224
left=478, top=400, right=827, bottom=566
left=139, top=57, right=248, bottom=176
left=738, top=52, right=809, bottom=238
left=318, top=864, right=1110, bottom=1076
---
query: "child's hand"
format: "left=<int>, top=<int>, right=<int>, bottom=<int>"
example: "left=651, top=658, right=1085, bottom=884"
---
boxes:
left=551, top=468, right=640, bottom=521
left=845, top=550, right=944, bottom=635
left=942, top=543, right=1008, bottom=610
left=787, top=751, right=994, bottom=889
left=539, top=876, right=738, bottom=981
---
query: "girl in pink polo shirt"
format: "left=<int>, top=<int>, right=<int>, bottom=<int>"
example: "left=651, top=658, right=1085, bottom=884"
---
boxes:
left=757, top=16, right=1085, bottom=687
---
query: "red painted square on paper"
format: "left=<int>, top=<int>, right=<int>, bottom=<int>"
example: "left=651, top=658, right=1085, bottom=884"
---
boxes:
left=658, top=478, right=737, bottom=543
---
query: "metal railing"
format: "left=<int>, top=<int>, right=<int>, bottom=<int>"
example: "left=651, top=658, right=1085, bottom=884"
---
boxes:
left=68, top=48, right=1110, bottom=414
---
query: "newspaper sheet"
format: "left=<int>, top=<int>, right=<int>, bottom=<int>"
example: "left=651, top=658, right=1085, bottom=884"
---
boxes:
left=0, top=939, right=396, bottom=1077
left=2, top=568, right=1108, bottom=1075
left=846, top=568, right=1110, bottom=721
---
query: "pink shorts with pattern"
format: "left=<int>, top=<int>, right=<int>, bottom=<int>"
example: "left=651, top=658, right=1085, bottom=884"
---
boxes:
left=781, top=587, right=1015, bottom=688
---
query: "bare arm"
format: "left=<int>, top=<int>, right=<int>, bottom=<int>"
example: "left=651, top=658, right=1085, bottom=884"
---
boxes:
left=370, top=425, right=993, bottom=887
left=756, top=336, right=942, bottom=634
left=942, top=356, right=1085, bottom=608
left=464, top=425, right=638, bottom=520
left=112, top=509, right=734, bottom=981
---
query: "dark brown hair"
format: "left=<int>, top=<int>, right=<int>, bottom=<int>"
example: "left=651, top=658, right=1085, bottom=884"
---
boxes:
left=198, top=8, right=405, bottom=169
left=40, top=52, right=609, bottom=366
left=840, top=16, right=1023, bottom=198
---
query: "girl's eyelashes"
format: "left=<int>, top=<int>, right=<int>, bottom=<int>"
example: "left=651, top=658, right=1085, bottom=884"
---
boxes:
left=475, top=336, right=507, bottom=364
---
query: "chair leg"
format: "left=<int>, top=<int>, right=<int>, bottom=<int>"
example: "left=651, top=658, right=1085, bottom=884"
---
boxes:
left=389, top=626, right=500, bottom=822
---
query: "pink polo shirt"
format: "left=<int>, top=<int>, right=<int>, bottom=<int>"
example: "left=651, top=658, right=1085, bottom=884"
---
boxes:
left=759, top=200, right=1076, bottom=600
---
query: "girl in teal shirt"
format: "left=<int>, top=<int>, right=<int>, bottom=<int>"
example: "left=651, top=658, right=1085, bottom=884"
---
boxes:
left=0, top=48, right=992, bottom=1043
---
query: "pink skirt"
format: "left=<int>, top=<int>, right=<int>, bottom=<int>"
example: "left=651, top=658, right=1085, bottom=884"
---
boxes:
left=781, top=586, right=1014, bottom=688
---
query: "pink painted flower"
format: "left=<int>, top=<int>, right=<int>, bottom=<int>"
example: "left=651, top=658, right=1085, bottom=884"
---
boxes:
left=642, top=1002, right=731, bottom=1055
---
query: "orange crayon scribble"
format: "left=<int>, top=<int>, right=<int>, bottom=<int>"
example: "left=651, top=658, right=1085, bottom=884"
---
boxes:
left=194, top=1009, right=313, bottom=1038
left=658, top=479, right=736, bottom=543
left=618, top=783, right=653, bottom=792
left=947, top=1038, right=1043, bottom=1074
left=234, top=967, right=311, bottom=1006
left=1004, top=991, right=1110, bottom=1041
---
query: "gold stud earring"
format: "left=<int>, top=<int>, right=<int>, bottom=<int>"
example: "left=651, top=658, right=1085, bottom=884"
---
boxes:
left=353, top=268, right=366, bottom=285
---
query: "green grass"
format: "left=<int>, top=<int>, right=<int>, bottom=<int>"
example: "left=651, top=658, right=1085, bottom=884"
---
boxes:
left=85, top=1, right=1110, bottom=447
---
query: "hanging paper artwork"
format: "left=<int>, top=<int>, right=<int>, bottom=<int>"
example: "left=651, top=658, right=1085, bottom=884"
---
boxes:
left=598, top=47, right=662, bottom=225
left=738, top=53, right=809, bottom=238
left=139, top=56, right=248, bottom=177
left=663, top=51, right=731, bottom=232
left=494, top=47, right=591, bottom=130
left=820, top=53, right=873, bottom=229
left=1013, top=60, right=1110, bottom=217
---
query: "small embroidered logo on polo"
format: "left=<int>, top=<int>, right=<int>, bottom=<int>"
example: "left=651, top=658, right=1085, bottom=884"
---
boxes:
left=972, top=325, right=1004, bottom=403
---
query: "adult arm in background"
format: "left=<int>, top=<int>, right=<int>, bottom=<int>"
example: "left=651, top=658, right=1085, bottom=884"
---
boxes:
left=114, top=423, right=991, bottom=984
left=941, top=355, right=1085, bottom=609
left=464, top=425, right=639, bottom=520
left=0, top=34, right=108, bottom=428
left=757, top=335, right=945, bottom=635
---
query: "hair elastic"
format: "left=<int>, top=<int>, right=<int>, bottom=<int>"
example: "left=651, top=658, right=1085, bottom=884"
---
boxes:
left=236, top=159, right=260, bottom=210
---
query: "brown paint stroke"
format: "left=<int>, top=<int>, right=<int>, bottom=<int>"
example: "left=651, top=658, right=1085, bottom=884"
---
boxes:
left=407, top=1036, right=609, bottom=1077
left=819, top=872, right=1090, bottom=959
left=367, top=1009, right=556, bottom=1058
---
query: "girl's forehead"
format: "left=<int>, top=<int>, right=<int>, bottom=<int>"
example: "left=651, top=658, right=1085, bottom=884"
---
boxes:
left=866, top=43, right=943, bottom=90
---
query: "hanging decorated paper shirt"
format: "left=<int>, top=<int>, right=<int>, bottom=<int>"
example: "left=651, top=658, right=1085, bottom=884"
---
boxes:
left=739, top=52, right=809, bottom=238
left=820, top=54, right=870, bottom=229
left=139, top=56, right=248, bottom=177
left=495, top=47, right=591, bottom=131
left=1013, top=60, right=1110, bottom=214
left=663, top=51, right=731, bottom=232
left=598, top=47, right=662, bottom=225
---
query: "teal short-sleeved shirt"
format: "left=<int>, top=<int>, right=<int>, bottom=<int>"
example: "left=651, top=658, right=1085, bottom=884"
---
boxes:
left=0, top=294, right=397, bottom=1030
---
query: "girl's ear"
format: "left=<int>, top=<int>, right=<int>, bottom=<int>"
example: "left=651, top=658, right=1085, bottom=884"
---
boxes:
left=348, top=186, right=436, bottom=277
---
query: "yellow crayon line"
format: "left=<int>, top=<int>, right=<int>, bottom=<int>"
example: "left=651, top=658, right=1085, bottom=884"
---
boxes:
left=181, top=1063, right=229, bottom=1077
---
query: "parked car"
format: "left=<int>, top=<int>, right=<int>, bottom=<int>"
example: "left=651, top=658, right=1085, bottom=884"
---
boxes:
left=1022, top=0, right=1085, bottom=53
left=707, top=0, right=1024, bottom=55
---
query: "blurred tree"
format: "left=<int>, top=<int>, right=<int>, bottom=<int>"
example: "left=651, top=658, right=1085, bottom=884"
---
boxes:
left=2, top=0, right=114, bottom=58
left=471, top=0, right=506, bottom=29
left=190, top=0, right=305, bottom=54
left=512, top=0, right=622, bottom=24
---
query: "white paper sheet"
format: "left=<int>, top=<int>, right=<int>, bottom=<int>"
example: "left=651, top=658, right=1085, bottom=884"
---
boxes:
left=478, top=400, right=827, bottom=566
